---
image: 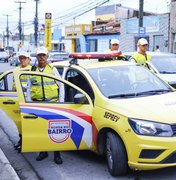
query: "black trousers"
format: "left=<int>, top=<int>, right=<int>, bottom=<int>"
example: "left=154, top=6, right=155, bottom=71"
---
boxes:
left=54, top=151, right=61, bottom=158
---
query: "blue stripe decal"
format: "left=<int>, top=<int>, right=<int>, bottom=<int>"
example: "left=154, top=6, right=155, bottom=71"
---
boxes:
left=21, top=107, right=85, bottom=148
left=0, top=94, right=17, bottom=97
left=70, top=121, right=84, bottom=149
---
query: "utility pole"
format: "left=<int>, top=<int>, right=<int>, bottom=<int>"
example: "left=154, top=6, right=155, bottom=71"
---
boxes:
left=15, top=1, right=26, bottom=42
left=3, top=14, right=11, bottom=47
left=34, top=0, right=40, bottom=48
left=2, top=32, right=5, bottom=48
left=139, top=0, right=144, bottom=27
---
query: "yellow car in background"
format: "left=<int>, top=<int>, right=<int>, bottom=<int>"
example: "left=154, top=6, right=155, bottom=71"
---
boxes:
left=0, top=52, right=176, bottom=177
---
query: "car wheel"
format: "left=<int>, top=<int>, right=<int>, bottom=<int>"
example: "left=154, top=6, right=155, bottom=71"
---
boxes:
left=106, top=132, right=128, bottom=176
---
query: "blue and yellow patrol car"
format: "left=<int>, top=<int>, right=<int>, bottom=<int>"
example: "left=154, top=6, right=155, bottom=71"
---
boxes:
left=0, top=52, right=176, bottom=176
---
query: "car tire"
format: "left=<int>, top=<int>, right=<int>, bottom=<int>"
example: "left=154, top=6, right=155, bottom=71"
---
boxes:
left=106, top=132, right=128, bottom=176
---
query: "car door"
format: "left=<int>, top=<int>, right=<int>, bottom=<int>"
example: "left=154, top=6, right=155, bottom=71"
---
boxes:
left=14, top=71, right=93, bottom=152
left=0, top=70, right=22, bottom=133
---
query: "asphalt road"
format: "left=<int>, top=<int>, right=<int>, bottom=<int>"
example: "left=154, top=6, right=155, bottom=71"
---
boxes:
left=0, top=61, right=176, bottom=180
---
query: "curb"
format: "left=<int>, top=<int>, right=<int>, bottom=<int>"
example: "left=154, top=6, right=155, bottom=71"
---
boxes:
left=0, top=148, right=20, bottom=180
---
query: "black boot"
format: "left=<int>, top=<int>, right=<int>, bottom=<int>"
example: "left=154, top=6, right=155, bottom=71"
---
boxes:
left=54, top=151, right=63, bottom=164
left=36, top=152, right=48, bottom=161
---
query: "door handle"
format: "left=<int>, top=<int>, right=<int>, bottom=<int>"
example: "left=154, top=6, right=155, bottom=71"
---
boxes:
left=23, top=115, right=38, bottom=119
left=3, top=101, right=16, bottom=104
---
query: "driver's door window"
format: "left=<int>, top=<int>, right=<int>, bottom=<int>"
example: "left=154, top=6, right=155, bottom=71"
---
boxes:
left=0, top=72, right=14, bottom=91
left=65, top=69, right=94, bottom=101
left=21, top=74, right=89, bottom=104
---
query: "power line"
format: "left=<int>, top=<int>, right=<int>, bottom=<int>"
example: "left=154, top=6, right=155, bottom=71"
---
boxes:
left=52, top=0, right=110, bottom=27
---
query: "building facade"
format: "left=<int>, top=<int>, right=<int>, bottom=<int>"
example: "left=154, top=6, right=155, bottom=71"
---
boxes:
left=169, top=0, right=176, bottom=53
left=84, top=4, right=170, bottom=53
left=120, top=13, right=170, bottom=52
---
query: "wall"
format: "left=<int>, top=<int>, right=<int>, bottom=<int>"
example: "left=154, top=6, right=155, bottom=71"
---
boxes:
left=120, top=14, right=169, bottom=53
left=85, top=34, right=120, bottom=52
left=169, top=1, right=176, bottom=53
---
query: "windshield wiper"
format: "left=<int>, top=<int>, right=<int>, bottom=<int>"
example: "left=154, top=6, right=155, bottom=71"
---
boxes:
left=159, top=71, right=176, bottom=74
left=108, top=93, right=137, bottom=99
left=108, top=89, right=173, bottom=99
left=135, top=89, right=173, bottom=96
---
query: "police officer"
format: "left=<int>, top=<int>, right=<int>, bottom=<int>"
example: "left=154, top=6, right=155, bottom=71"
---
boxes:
left=14, top=51, right=31, bottom=152
left=130, top=38, right=151, bottom=66
left=105, top=39, right=125, bottom=60
left=31, top=46, right=64, bottom=164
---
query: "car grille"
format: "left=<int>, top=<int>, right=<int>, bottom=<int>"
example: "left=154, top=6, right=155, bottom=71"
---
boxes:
left=160, top=151, right=176, bottom=164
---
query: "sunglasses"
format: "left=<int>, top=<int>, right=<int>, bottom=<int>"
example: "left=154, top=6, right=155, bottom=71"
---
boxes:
left=112, top=44, right=119, bottom=46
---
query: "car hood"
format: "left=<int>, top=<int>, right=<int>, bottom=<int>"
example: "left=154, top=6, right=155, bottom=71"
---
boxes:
left=105, top=92, right=176, bottom=123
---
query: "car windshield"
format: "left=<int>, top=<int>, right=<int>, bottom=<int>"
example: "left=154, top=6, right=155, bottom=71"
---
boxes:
left=151, top=56, right=176, bottom=73
left=87, top=65, right=173, bottom=98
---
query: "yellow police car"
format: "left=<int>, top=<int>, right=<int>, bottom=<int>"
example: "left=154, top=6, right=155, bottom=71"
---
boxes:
left=0, top=52, right=176, bottom=177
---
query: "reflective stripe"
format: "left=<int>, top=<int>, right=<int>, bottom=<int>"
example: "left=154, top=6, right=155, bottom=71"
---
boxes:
left=32, top=81, right=56, bottom=86
left=32, top=96, right=58, bottom=101
left=20, top=79, right=28, bottom=82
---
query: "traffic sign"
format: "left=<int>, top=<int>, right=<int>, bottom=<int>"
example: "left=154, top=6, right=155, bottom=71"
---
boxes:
left=45, top=13, right=52, bottom=19
left=138, top=27, right=146, bottom=37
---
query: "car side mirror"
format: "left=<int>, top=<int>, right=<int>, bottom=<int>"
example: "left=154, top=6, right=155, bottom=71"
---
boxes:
left=74, top=93, right=88, bottom=104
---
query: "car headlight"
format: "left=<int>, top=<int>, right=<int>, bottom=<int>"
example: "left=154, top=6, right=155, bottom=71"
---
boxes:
left=128, top=118, right=173, bottom=137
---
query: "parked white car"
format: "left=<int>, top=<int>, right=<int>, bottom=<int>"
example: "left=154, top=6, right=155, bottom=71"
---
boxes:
left=124, top=52, right=176, bottom=88
left=9, top=52, right=20, bottom=66
left=146, top=52, right=176, bottom=88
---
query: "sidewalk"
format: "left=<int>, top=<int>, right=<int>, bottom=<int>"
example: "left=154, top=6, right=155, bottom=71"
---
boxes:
left=0, top=148, right=20, bottom=180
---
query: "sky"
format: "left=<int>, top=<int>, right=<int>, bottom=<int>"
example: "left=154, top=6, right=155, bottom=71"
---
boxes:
left=0, top=0, right=171, bottom=35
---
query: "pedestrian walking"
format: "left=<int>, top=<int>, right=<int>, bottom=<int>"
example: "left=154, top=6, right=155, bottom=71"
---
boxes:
left=155, top=45, right=160, bottom=52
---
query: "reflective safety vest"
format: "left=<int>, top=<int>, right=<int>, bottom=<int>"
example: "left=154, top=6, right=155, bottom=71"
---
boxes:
left=30, top=64, right=59, bottom=102
left=131, top=53, right=151, bottom=66
left=12, top=65, right=31, bottom=91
